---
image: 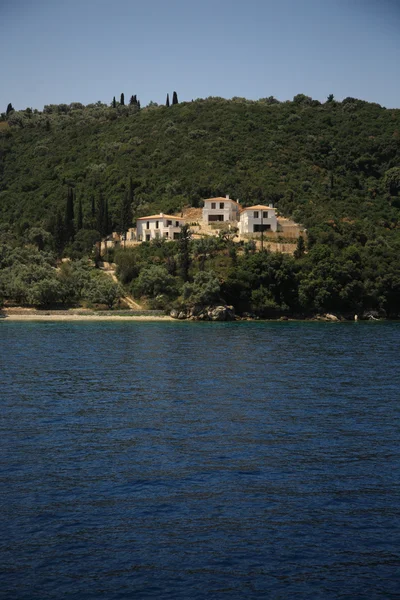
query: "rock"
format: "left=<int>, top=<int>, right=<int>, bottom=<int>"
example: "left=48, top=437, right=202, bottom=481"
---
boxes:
left=207, top=305, right=235, bottom=321
left=242, top=312, right=256, bottom=320
left=172, top=305, right=235, bottom=321
left=325, top=313, right=339, bottom=321
left=170, top=309, right=189, bottom=320
left=362, top=310, right=385, bottom=320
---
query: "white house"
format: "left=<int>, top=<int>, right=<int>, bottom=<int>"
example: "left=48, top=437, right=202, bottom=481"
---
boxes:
left=202, top=196, right=241, bottom=224
left=136, top=213, right=186, bottom=241
left=238, top=205, right=278, bottom=234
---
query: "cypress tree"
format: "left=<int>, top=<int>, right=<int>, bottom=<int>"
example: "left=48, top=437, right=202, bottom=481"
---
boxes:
left=104, top=199, right=110, bottom=236
left=294, top=236, right=306, bottom=259
left=120, top=93, right=125, bottom=106
left=178, top=224, right=192, bottom=281
left=96, top=192, right=105, bottom=236
left=129, top=95, right=135, bottom=105
left=65, top=186, right=75, bottom=242
left=54, top=210, right=66, bottom=256
left=76, top=196, right=83, bottom=231
left=112, top=96, right=116, bottom=108
left=6, top=103, right=14, bottom=115
left=117, top=190, right=133, bottom=246
left=128, top=176, right=135, bottom=209
left=172, top=91, right=178, bottom=105
left=137, top=100, right=141, bottom=110
left=166, top=93, right=170, bottom=107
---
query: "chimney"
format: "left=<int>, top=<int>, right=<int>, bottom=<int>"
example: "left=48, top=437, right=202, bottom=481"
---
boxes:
left=160, top=213, right=163, bottom=217
left=226, top=194, right=229, bottom=199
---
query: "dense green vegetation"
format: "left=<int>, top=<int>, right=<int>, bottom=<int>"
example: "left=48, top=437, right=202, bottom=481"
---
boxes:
left=0, top=232, right=122, bottom=308
left=1, top=94, right=399, bottom=317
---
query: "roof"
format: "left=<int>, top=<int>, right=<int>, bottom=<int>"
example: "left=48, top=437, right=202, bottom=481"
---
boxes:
left=136, top=214, right=186, bottom=221
left=204, top=197, right=240, bottom=205
left=241, top=205, right=276, bottom=211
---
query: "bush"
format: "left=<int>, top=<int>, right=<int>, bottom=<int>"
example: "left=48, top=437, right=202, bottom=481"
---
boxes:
left=133, top=265, right=177, bottom=298
left=182, top=270, right=221, bottom=306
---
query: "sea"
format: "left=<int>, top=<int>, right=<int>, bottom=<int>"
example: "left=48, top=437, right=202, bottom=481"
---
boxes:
left=0, top=321, right=399, bottom=599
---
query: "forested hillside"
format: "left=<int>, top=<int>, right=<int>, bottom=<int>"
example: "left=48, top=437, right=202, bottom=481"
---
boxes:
left=1, top=94, right=400, bottom=317
left=1, top=94, right=400, bottom=231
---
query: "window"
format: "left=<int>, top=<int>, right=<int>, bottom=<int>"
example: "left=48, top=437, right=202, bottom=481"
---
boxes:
left=167, top=220, right=172, bottom=226
left=219, top=202, right=224, bottom=209
left=209, top=215, right=224, bottom=222
left=254, top=224, right=271, bottom=232
left=146, top=221, right=150, bottom=229
left=173, top=232, right=180, bottom=240
left=146, top=234, right=151, bottom=241
left=175, top=221, right=179, bottom=227
left=211, top=202, right=216, bottom=209
left=165, top=232, right=169, bottom=239
left=155, top=220, right=159, bottom=229
left=253, top=211, right=259, bottom=218
left=263, top=211, right=268, bottom=219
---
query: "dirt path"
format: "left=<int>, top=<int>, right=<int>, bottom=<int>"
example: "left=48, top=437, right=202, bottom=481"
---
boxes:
left=101, top=268, right=143, bottom=310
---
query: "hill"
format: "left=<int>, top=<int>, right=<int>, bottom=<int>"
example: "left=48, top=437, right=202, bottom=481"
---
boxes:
left=1, top=95, right=400, bottom=318
left=1, top=95, right=400, bottom=234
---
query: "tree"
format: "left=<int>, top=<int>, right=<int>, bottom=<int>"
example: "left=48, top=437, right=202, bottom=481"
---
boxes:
left=112, top=96, right=116, bottom=108
left=76, top=196, right=83, bottom=231
left=134, top=265, right=177, bottom=298
left=6, top=103, right=14, bottom=115
left=117, top=190, right=132, bottom=245
left=83, top=273, right=122, bottom=308
left=294, top=236, right=306, bottom=259
left=182, top=270, right=221, bottom=306
left=326, top=94, right=335, bottom=103
left=53, top=210, right=66, bottom=256
left=120, top=93, right=125, bottom=106
left=178, top=224, right=192, bottom=281
left=172, top=91, right=178, bottom=105
left=166, top=93, right=170, bottom=107
left=384, top=167, right=400, bottom=196
left=64, top=186, right=75, bottom=242
left=96, top=192, right=107, bottom=237
left=128, top=176, right=136, bottom=210
left=27, top=227, right=51, bottom=251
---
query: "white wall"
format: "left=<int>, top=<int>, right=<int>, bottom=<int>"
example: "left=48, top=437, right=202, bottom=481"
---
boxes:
left=136, top=216, right=184, bottom=241
left=202, top=200, right=240, bottom=223
left=239, top=209, right=278, bottom=233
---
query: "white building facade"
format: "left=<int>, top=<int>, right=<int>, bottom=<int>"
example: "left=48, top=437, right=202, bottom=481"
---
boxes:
left=238, top=205, right=278, bottom=234
left=136, top=214, right=186, bottom=241
left=202, top=196, right=241, bottom=224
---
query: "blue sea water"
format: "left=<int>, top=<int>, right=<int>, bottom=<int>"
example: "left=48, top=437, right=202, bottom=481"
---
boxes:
left=0, top=320, right=399, bottom=599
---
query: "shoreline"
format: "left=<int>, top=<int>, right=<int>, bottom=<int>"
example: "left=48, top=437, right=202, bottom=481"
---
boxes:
left=0, top=309, right=393, bottom=323
left=1, top=315, right=174, bottom=321
left=0, top=309, right=174, bottom=322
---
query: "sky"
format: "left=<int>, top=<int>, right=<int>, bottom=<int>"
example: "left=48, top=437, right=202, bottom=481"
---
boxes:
left=1, top=0, right=400, bottom=111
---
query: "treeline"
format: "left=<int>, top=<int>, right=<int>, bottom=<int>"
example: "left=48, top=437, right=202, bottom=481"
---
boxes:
left=112, top=227, right=400, bottom=319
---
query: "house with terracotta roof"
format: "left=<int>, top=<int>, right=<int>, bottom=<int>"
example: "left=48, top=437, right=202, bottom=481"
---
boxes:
left=238, top=205, right=278, bottom=234
left=202, top=195, right=241, bottom=224
left=136, top=213, right=185, bottom=241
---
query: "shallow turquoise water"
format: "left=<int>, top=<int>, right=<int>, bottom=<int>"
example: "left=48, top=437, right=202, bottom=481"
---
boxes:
left=0, top=321, right=399, bottom=599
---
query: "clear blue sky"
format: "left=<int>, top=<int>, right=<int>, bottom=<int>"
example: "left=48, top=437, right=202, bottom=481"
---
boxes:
left=1, top=0, right=399, bottom=111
